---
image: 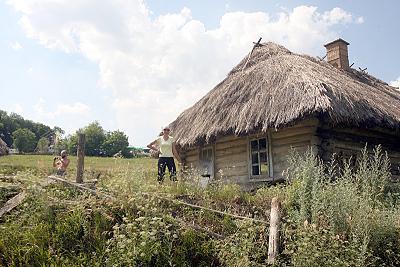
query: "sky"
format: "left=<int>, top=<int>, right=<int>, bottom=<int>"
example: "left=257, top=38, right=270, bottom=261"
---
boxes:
left=0, top=0, right=399, bottom=146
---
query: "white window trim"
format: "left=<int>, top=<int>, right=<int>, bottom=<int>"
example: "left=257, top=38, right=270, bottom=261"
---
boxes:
left=247, top=132, right=274, bottom=181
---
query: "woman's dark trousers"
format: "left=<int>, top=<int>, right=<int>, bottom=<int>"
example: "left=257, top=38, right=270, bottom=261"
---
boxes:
left=158, top=157, right=177, bottom=182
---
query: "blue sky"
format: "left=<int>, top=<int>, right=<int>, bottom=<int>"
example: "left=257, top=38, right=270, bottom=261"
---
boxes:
left=0, top=0, right=399, bottom=146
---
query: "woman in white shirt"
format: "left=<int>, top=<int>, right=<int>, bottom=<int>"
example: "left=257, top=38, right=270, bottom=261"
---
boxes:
left=147, top=126, right=181, bottom=182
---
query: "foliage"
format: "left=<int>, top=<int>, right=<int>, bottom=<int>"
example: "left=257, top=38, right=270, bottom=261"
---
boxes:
left=81, top=121, right=106, bottom=157
left=12, top=128, right=37, bottom=153
left=63, top=123, right=132, bottom=158
left=65, top=134, right=79, bottom=155
left=36, top=137, right=50, bottom=154
left=281, top=146, right=400, bottom=267
left=2, top=146, right=400, bottom=266
left=102, top=130, right=129, bottom=157
left=0, top=109, right=60, bottom=148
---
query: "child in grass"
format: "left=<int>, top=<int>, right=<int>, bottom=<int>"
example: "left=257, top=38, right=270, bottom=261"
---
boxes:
left=53, top=150, right=70, bottom=176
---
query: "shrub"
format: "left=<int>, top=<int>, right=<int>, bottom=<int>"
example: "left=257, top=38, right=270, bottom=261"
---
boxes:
left=282, top=146, right=400, bottom=266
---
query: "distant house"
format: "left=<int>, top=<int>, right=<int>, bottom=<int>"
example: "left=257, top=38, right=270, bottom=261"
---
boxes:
left=170, top=39, right=400, bottom=187
left=0, top=137, right=9, bottom=156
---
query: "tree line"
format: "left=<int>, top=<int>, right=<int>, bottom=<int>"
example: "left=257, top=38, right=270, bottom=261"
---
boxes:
left=57, top=121, right=130, bottom=157
left=0, top=110, right=130, bottom=157
left=0, top=110, right=60, bottom=152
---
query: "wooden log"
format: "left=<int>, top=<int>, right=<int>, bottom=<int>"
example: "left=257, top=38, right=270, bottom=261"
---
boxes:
left=215, top=138, right=247, bottom=150
left=271, top=126, right=316, bottom=140
left=215, top=146, right=247, bottom=157
left=267, top=197, right=281, bottom=264
left=48, top=175, right=114, bottom=200
left=76, top=133, right=85, bottom=183
left=0, top=191, right=26, bottom=218
left=271, top=133, right=312, bottom=147
left=174, top=218, right=224, bottom=239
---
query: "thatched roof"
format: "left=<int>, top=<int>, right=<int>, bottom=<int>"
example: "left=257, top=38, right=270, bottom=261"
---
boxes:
left=0, top=137, right=9, bottom=156
left=170, top=42, right=400, bottom=146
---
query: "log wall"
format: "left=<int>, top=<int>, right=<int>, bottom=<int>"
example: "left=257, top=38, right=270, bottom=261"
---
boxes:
left=182, top=120, right=400, bottom=186
left=270, top=118, right=319, bottom=179
left=182, top=118, right=320, bottom=184
left=318, top=125, right=400, bottom=180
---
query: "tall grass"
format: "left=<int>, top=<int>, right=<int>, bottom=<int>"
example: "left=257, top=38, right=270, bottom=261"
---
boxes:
left=281, top=146, right=400, bottom=266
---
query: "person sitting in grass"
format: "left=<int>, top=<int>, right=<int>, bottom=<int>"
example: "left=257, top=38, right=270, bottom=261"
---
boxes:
left=53, top=150, right=70, bottom=176
left=147, top=126, right=181, bottom=183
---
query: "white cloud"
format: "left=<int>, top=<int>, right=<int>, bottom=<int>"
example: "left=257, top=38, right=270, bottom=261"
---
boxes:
left=390, top=77, right=400, bottom=90
left=9, top=103, right=24, bottom=115
left=356, top=16, right=364, bottom=24
left=8, top=1, right=363, bottom=145
left=34, top=98, right=91, bottom=118
left=10, top=41, right=22, bottom=51
left=31, top=98, right=92, bottom=133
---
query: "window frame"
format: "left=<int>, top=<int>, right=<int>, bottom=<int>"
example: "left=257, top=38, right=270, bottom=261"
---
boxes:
left=199, top=145, right=215, bottom=179
left=248, top=133, right=273, bottom=181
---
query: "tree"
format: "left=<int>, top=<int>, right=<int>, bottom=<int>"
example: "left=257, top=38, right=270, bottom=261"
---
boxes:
left=36, top=137, right=49, bottom=154
left=102, top=130, right=129, bottom=157
left=82, top=121, right=106, bottom=156
left=0, top=109, right=54, bottom=147
left=64, top=134, right=78, bottom=155
left=12, top=128, right=36, bottom=153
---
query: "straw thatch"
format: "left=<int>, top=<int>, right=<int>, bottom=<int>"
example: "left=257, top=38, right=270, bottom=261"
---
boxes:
left=0, top=137, right=9, bottom=156
left=170, top=42, right=400, bottom=146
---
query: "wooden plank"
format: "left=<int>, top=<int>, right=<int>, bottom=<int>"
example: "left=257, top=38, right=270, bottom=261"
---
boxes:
left=270, top=117, right=319, bottom=132
left=216, top=135, right=243, bottom=143
left=271, top=126, right=316, bottom=140
left=48, top=175, right=114, bottom=200
left=217, top=160, right=249, bottom=169
left=272, top=142, right=311, bottom=155
left=216, top=167, right=248, bottom=178
left=271, top=133, right=312, bottom=147
left=215, top=138, right=247, bottom=150
left=76, top=133, right=85, bottom=183
left=0, top=192, right=26, bottom=218
left=216, top=157, right=248, bottom=168
left=186, top=154, right=199, bottom=163
left=184, top=148, right=198, bottom=157
left=215, top=146, right=247, bottom=157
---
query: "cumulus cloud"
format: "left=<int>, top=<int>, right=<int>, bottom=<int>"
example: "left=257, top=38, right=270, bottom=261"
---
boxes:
left=34, top=98, right=90, bottom=118
left=390, top=77, right=400, bottom=90
left=31, top=98, right=92, bottom=133
left=8, top=0, right=363, bottom=145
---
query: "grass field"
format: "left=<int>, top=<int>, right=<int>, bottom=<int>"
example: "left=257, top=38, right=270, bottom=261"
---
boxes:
left=0, top=154, right=157, bottom=176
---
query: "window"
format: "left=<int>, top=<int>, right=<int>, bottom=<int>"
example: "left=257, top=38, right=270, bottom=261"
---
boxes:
left=200, top=147, right=213, bottom=162
left=200, top=147, right=214, bottom=178
left=250, top=137, right=270, bottom=178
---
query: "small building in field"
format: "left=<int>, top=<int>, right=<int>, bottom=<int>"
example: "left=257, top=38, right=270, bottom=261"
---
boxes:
left=0, top=137, right=9, bottom=156
left=169, top=39, right=400, bottom=187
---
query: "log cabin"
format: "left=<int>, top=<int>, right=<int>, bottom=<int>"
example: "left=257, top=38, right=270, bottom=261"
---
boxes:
left=169, top=39, right=400, bottom=187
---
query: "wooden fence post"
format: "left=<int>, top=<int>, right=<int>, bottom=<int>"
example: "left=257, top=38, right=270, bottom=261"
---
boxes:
left=268, top=197, right=281, bottom=264
left=76, top=133, right=85, bottom=183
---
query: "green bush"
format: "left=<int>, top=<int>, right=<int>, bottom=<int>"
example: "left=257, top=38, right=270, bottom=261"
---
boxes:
left=281, top=146, right=400, bottom=267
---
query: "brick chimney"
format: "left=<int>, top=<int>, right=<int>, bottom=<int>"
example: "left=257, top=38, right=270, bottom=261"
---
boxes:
left=324, top=38, right=350, bottom=70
